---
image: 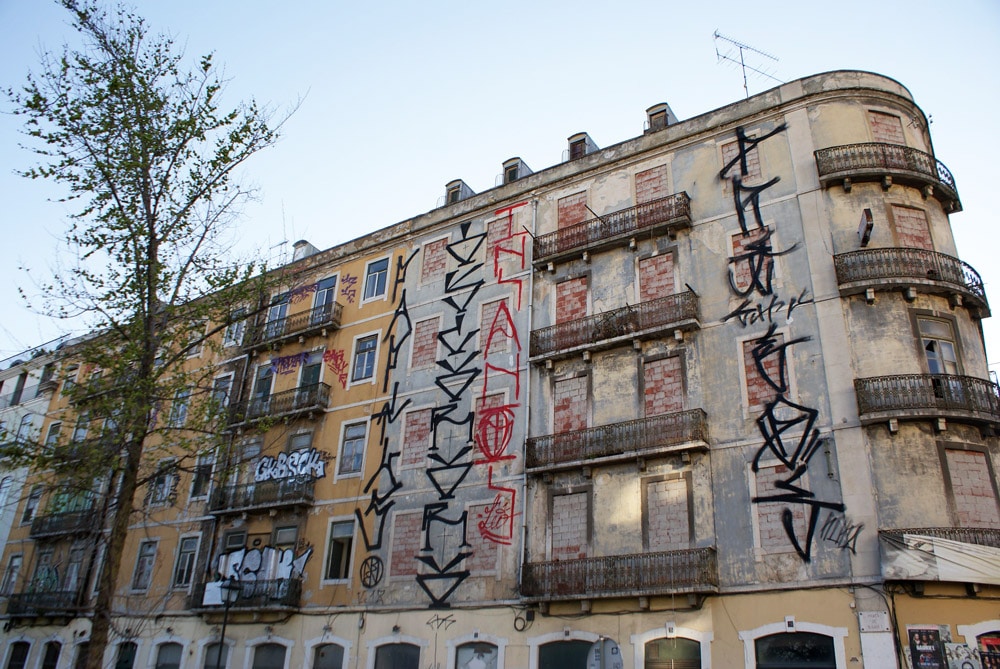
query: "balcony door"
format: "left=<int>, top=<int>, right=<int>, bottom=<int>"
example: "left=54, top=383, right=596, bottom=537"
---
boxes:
left=313, top=277, right=337, bottom=324
left=264, top=293, right=289, bottom=340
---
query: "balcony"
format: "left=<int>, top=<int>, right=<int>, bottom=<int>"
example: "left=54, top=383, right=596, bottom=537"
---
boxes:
left=880, top=527, right=1000, bottom=550
left=521, top=547, right=718, bottom=602
left=814, top=143, right=961, bottom=212
left=7, top=589, right=85, bottom=618
left=208, top=476, right=315, bottom=516
left=190, top=577, right=302, bottom=613
left=855, top=374, right=1000, bottom=430
left=227, top=383, right=330, bottom=427
left=533, top=192, right=692, bottom=267
left=527, top=410, right=707, bottom=474
left=834, top=248, right=989, bottom=317
left=30, top=508, right=99, bottom=539
left=530, top=291, right=699, bottom=363
left=246, top=303, right=344, bottom=351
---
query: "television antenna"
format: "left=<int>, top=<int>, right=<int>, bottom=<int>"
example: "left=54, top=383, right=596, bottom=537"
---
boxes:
left=714, top=31, right=783, bottom=99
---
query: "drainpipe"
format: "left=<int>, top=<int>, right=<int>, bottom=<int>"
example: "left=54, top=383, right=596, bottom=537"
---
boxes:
left=517, top=198, right=539, bottom=592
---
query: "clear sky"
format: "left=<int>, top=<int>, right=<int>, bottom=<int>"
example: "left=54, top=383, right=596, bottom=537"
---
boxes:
left=1, top=0, right=999, bottom=372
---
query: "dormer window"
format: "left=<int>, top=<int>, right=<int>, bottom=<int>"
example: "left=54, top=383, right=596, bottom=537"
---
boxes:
left=444, top=179, right=474, bottom=205
left=501, top=157, right=532, bottom=185
left=566, top=133, right=597, bottom=161
left=645, top=103, right=677, bottom=134
left=447, top=184, right=461, bottom=204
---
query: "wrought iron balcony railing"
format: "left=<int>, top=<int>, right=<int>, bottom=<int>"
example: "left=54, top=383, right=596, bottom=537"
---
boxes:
left=530, top=291, right=699, bottom=362
left=527, top=409, right=707, bottom=473
left=834, top=248, right=989, bottom=316
left=814, top=143, right=961, bottom=212
left=227, top=383, right=330, bottom=426
left=247, top=302, right=344, bottom=350
left=208, top=476, right=315, bottom=515
left=880, top=527, right=1000, bottom=549
left=533, top=192, right=692, bottom=265
left=521, top=547, right=717, bottom=601
left=7, top=589, right=86, bottom=617
left=855, top=374, right=1000, bottom=429
left=189, top=577, right=302, bottom=611
left=30, top=507, right=99, bottom=539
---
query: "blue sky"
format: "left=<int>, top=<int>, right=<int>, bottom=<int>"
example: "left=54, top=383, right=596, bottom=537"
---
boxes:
left=1, top=0, right=999, bottom=372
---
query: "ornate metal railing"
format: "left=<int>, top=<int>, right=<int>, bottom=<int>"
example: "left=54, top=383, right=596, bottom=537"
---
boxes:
left=880, top=527, right=1000, bottom=549
left=834, top=248, right=987, bottom=309
left=530, top=291, right=699, bottom=360
left=814, top=143, right=960, bottom=210
left=227, top=383, right=330, bottom=426
left=527, top=409, right=707, bottom=471
left=521, top=547, right=717, bottom=599
left=533, top=192, right=691, bottom=263
left=30, top=508, right=99, bottom=539
left=208, top=476, right=315, bottom=514
left=7, top=589, right=85, bottom=616
left=190, top=578, right=302, bottom=610
left=855, top=374, right=1000, bottom=424
left=248, top=302, right=344, bottom=349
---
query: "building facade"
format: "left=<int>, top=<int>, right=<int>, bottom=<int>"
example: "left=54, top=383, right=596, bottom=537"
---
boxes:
left=0, top=70, right=997, bottom=669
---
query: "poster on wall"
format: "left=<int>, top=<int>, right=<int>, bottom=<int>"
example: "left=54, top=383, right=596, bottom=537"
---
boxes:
left=907, top=625, right=950, bottom=669
left=944, top=642, right=981, bottom=669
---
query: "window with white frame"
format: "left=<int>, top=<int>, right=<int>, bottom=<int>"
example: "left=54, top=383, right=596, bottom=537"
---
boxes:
left=154, top=643, right=182, bottom=669
left=312, top=644, right=345, bottom=669
left=149, top=460, right=177, bottom=506
left=374, top=643, right=419, bottom=669
left=251, top=644, right=287, bottom=669
left=40, top=642, right=61, bottom=669
left=21, top=485, right=42, bottom=524
left=0, top=554, right=21, bottom=595
left=222, top=307, right=247, bottom=348
left=325, top=520, right=355, bottom=580
left=5, top=642, right=30, bottom=669
left=203, top=643, right=228, bottom=669
left=168, top=388, right=191, bottom=428
left=172, top=536, right=199, bottom=588
left=132, top=540, right=157, bottom=590
left=363, top=258, right=389, bottom=301
left=190, top=454, right=214, bottom=499
left=338, top=422, right=367, bottom=475
left=351, top=335, right=378, bottom=382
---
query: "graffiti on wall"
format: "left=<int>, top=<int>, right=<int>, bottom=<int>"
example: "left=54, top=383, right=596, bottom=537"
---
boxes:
left=253, top=446, right=327, bottom=482
left=202, top=541, right=313, bottom=605
left=270, top=352, right=310, bottom=375
left=322, top=349, right=349, bottom=388
left=720, top=125, right=849, bottom=562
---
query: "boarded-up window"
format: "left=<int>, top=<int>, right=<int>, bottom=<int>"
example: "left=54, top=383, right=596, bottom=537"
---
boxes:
left=558, top=192, right=588, bottom=229
left=891, top=205, right=933, bottom=250
left=556, top=277, right=588, bottom=324
left=553, top=376, right=587, bottom=433
left=401, top=409, right=431, bottom=468
left=421, top=238, right=449, bottom=283
left=638, top=254, right=675, bottom=302
left=644, top=356, right=684, bottom=416
left=946, top=449, right=1000, bottom=527
left=636, top=165, right=669, bottom=204
left=646, top=478, right=690, bottom=551
left=551, top=492, right=588, bottom=560
left=869, top=111, right=905, bottom=144
left=754, top=464, right=807, bottom=554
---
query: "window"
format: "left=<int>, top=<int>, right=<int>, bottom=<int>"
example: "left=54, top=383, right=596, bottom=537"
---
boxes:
left=555, top=277, right=587, bottom=324
left=173, top=536, right=199, bottom=588
left=191, top=454, right=214, bottom=499
left=338, top=422, right=367, bottom=475
left=351, top=335, right=378, bottom=382
left=154, top=643, right=182, bottom=669
left=32, top=548, right=56, bottom=591
left=313, top=276, right=338, bottom=323
left=223, top=307, right=247, bottom=348
left=41, top=642, right=61, bottom=669
left=312, top=644, right=345, bottom=669
left=14, top=414, right=33, bottom=443
left=551, top=491, right=589, bottom=560
left=919, top=318, right=959, bottom=375
left=569, top=138, right=587, bottom=160
left=254, top=364, right=274, bottom=400
left=44, top=422, right=62, bottom=449
left=252, top=644, right=287, bottom=669
left=288, top=432, right=313, bottom=452
left=265, top=293, right=289, bottom=340
left=168, top=388, right=191, bottom=427
left=455, top=642, right=498, bottom=669
left=363, top=258, right=389, bottom=300
left=869, top=110, right=905, bottom=144
left=149, top=461, right=177, bottom=505
left=74, top=644, right=90, bottom=669
left=132, top=540, right=157, bottom=590
left=325, top=520, right=354, bottom=580
left=504, top=163, right=519, bottom=183
left=223, top=530, right=247, bottom=552
left=212, top=375, right=233, bottom=410
left=644, top=638, right=701, bottom=669
left=64, top=544, right=85, bottom=592
left=21, top=485, right=42, bottom=524
left=0, top=554, right=22, bottom=595
left=5, top=642, right=30, bottom=669
left=115, top=642, right=137, bottom=669
left=71, top=414, right=89, bottom=442
left=538, top=641, right=592, bottom=669
left=446, top=184, right=462, bottom=204
left=755, top=632, right=835, bottom=669
left=553, top=376, right=588, bottom=433
left=204, top=643, right=228, bottom=669
left=374, top=644, right=419, bottom=669
left=645, top=476, right=691, bottom=551
left=185, top=320, right=206, bottom=357
left=410, top=318, right=440, bottom=369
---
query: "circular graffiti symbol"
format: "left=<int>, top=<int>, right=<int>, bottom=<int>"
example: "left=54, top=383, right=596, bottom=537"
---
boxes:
left=360, top=556, right=384, bottom=588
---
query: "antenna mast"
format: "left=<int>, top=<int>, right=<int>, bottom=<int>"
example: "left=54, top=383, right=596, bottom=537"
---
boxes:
left=714, top=30, right=783, bottom=99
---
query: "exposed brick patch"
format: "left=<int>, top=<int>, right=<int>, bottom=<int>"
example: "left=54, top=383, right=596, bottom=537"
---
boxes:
left=639, top=254, right=675, bottom=302
left=411, top=318, right=439, bottom=369
left=743, top=335, right=783, bottom=408
left=635, top=165, right=669, bottom=204
left=401, top=408, right=431, bottom=468
left=556, top=277, right=588, bottom=324
left=390, top=511, right=423, bottom=577
left=946, top=450, right=1000, bottom=527
left=721, top=138, right=762, bottom=182
left=891, top=205, right=933, bottom=250
left=755, top=464, right=806, bottom=553
left=647, top=478, right=689, bottom=551
left=731, top=227, right=773, bottom=294
left=554, top=376, right=588, bottom=433
left=480, top=298, right=511, bottom=354
left=552, top=492, right=588, bottom=560
left=466, top=503, right=499, bottom=573
left=421, top=238, right=449, bottom=283
left=644, top=356, right=684, bottom=416
left=869, top=111, right=905, bottom=144
left=558, top=192, right=588, bottom=229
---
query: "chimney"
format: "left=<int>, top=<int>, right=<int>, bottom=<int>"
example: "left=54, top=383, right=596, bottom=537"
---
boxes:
left=292, top=240, right=320, bottom=261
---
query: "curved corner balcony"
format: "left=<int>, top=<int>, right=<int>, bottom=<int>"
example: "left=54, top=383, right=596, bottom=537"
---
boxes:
left=246, top=302, right=344, bottom=352
left=227, top=383, right=331, bottom=427
left=855, top=374, right=1000, bottom=431
left=815, top=143, right=961, bottom=212
left=530, top=291, right=700, bottom=363
left=526, top=409, right=707, bottom=474
left=533, top=192, right=691, bottom=267
left=834, top=248, right=989, bottom=317
left=521, top=547, right=718, bottom=603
